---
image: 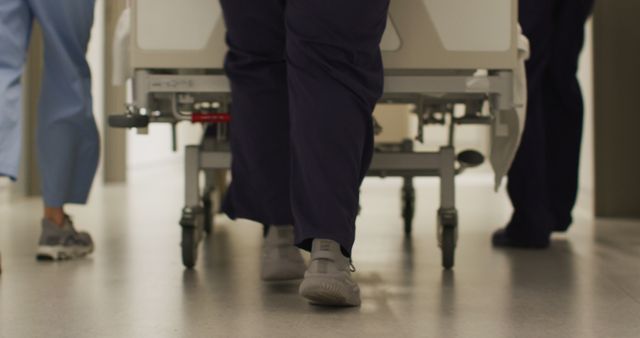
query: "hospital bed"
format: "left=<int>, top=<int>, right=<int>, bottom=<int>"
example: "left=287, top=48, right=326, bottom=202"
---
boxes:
left=109, top=0, right=529, bottom=270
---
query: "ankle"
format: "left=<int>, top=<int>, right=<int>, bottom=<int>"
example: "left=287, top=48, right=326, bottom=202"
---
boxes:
left=44, top=207, right=65, bottom=227
left=310, top=238, right=351, bottom=258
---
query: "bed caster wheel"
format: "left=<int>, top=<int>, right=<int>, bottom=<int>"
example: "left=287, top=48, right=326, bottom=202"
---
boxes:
left=402, top=186, right=415, bottom=236
left=441, top=226, right=456, bottom=269
left=181, top=227, right=198, bottom=269
left=402, top=177, right=415, bottom=236
left=438, top=209, right=458, bottom=270
left=203, top=196, right=214, bottom=235
left=180, top=208, right=202, bottom=269
left=108, top=114, right=149, bottom=129
left=403, top=214, right=414, bottom=236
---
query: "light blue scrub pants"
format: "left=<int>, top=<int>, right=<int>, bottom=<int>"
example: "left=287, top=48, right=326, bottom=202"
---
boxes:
left=0, top=0, right=99, bottom=207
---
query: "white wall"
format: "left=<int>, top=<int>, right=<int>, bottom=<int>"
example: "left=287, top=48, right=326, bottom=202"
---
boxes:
left=576, top=20, right=595, bottom=214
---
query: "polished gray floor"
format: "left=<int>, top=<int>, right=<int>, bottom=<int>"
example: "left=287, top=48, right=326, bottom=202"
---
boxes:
left=1, top=164, right=639, bottom=338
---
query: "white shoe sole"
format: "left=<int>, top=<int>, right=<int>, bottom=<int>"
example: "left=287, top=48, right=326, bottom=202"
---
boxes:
left=36, top=245, right=94, bottom=261
left=299, top=276, right=361, bottom=307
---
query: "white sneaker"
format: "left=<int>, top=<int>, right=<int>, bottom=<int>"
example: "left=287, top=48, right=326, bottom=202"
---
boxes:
left=261, top=225, right=306, bottom=281
left=299, top=239, right=361, bottom=307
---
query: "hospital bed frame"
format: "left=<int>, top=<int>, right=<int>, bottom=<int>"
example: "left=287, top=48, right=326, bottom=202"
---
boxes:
left=109, top=0, right=526, bottom=270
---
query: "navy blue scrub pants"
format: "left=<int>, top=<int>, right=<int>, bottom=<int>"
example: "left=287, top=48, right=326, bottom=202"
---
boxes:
left=219, top=0, right=389, bottom=255
left=506, top=0, right=594, bottom=244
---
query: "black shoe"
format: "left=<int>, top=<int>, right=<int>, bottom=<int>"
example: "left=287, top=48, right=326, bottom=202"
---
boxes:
left=553, top=224, right=571, bottom=233
left=491, top=228, right=550, bottom=249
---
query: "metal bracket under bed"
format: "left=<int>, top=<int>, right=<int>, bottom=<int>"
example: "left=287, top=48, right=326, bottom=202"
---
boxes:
left=111, top=69, right=515, bottom=270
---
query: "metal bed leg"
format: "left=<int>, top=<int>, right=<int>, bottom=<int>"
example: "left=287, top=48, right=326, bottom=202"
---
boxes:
left=214, top=169, right=228, bottom=211
left=438, top=146, right=458, bottom=270
left=203, top=169, right=215, bottom=234
left=180, top=145, right=204, bottom=269
left=200, top=125, right=229, bottom=234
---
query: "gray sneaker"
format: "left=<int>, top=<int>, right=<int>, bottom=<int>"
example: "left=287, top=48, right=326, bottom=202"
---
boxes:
left=261, top=225, right=306, bottom=281
left=36, top=216, right=94, bottom=261
left=299, top=239, right=361, bottom=307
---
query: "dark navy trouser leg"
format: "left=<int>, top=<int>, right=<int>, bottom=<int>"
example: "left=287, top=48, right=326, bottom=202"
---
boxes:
left=219, top=0, right=292, bottom=226
left=220, top=0, right=389, bottom=255
left=507, top=0, right=594, bottom=242
left=543, top=0, right=595, bottom=231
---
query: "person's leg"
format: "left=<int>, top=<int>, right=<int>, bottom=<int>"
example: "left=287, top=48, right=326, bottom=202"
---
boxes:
left=0, top=0, right=31, bottom=273
left=0, top=0, right=32, bottom=181
left=29, top=0, right=99, bottom=215
left=497, top=0, right=558, bottom=247
left=286, top=0, right=389, bottom=306
left=286, top=0, right=389, bottom=256
left=543, top=0, right=595, bottom=231
left=219, top=0, right=306, bottom=281
left=219, top=0, right=294, bottom=226
left=28, top=0, right=97, bottom=260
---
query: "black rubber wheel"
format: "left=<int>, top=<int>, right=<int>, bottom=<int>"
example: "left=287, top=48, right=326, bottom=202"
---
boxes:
left=108, top=114, right=149, bottom=128
left=203, top=196, right=213, bottom=234
left=181, top=227, right=198, bottom=269
left=402, top=187, right=415, bottom=236
left=441, top=226, right=456, bottom=270
left=403, top=218, right=413, bottom=236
